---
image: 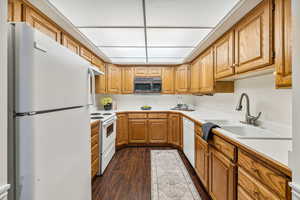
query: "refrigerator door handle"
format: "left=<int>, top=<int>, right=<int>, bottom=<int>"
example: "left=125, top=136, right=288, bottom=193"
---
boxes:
left=88, top=67, right=96, bottom=106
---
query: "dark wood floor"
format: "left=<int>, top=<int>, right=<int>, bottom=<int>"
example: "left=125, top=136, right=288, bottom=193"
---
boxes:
left=92, top=147, right=211, bottom=200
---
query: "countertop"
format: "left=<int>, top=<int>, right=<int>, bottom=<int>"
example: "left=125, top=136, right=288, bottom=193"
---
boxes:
left=91, top=108, right=292, bottom=171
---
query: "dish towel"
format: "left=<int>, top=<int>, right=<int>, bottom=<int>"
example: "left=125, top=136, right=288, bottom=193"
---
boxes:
left=202, top=122, right=220, bottom=141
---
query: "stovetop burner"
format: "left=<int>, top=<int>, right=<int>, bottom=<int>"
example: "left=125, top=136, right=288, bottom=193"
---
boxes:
left=102, top=113, right=112, bottom=115
left=91, top=116, right=104, bottom=119
left=91, top=113, right=102, bottom=116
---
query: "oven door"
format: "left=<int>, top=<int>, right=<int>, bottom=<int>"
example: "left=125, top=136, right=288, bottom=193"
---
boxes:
left=101, top=117, right=117, bottom=152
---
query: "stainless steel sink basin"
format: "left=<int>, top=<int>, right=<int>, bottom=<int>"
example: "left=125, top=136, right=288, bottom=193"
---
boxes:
left=221, top=126, right=291, bottom=139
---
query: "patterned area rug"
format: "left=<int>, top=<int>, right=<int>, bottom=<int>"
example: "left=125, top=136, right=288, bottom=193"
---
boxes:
left=151, top=150, right=201, bottom=200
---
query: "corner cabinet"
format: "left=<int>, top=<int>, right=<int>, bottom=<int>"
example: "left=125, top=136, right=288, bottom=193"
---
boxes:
left=209, top=148, right=236, bottom=200
left=121, top=67, right=134, bottom=94
left=175, top=64, right=190, bottom=94
left=162, top=67, right=175, bottom=94
left=274, top=0, right=292, bottom=88
left=234, top=0, right=273, bottom=74
left=214, top=31, right=235, bottom=79
left=107, top=64, right=121, bottom=94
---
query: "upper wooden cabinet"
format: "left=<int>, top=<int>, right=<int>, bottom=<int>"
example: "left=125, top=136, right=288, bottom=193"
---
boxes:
left=107, top=64, right=121, bottom=94
left=190, top=59, right=201, bottom=93
left=234, top=0, right=273, bottom=74
left=23, top=6, right=61, bottom=42
left=168, top=114, right=182, bottom=148
left=8, top=0, right=22, bottom=22
left=116, top=114, right=128, bottom=147
left=62, top=34, right=80, bottom=55
left=134, top=67, right=161, bottom=77
left=80, top=47, right=93, bottom=62
left=148, top=119, right=168, bottom=144
left=162, top=67, right=175, bottom=94
left=195, top=134, right=209, bottom=189
left=175, top=64, right=190, bottom=93
left=209, top=147, right=236, bottom=200
left=214, top=31, right=235, bottom=79
left=199, top=48, right=215, bottom=94
left=274, top=0, right=292, bottom=88
left=94, top=57, right=106, bottom=94
left=128, top=119, right=148, bottom=144
left=121, top=67, right=134, bottom=94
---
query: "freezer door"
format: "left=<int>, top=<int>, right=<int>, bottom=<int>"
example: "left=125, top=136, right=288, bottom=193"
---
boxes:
left=13, top=23, right=90, bottom=113
left=15, top=107, right=91, bottom=200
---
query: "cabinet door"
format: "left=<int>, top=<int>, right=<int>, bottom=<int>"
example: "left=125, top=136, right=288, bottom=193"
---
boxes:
left=234, top=0, right=272, bottom=74
left=274, top=0, right=292, bottom=88
left=107, top=64, right=121, bottom=94
left=80, top=47, right=93, bottom=62
left=238, top=186, right=254, bottom=200
left=116, top=114, right=128, bottom=146
left=148, top=67, right=162, bottom=76
left=62, top=33, right=80, bottom=55
left=122, top=67, right=134, bottom=94
left=214, top=31, right=235, bottom=79
left=200, top=48, right=214, bottom=94
left=95, top=62, right=106, bottom=94
left=128, top=119, right=148, bottom=143
left=190, top=60, right=201, bottom=93
left=195, top=135, right=209, bottom=189
left=148, top=119, right=168, bottom=143
left=8, top=0, right=22, bottom=22
left=168, top=114, right=182, bottom=147
left=209, top=148, right=236, bottom=200
left=24, top=6, right=61, bottom=42
left=135, top=67, right=148, bottom=77
left=175, top=64, right=190, bottom=93
left=162, top=67, right=175, bottom=94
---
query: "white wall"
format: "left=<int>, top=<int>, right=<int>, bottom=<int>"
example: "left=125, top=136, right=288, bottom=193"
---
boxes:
left=194, top=74, right=292, bottom=128
left=0, top=1, right=9, bottom=200
left=96, top=94, right=194, bottom=110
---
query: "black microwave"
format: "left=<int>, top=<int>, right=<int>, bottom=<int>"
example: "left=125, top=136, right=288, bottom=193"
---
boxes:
left=134, top=77, right=162, bottom=93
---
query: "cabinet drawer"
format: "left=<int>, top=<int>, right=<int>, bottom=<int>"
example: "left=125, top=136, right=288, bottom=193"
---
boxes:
left=92, top=158, right=99, bottom=178
left=91, top=144, right=99, bottom=162
left=195, top=124, right=203, bottom=137
left=91, top=134, right=98, bottom=147
left=238, top=186, right=254, bottom=200
left=238, top=150, right=288, bottom=199
left=211, top=135, right=235, bottom=161
left=148, top=113, right=168, bottom=119
left=128, top=113, right=148, bottom=119
left=238, top=168, right=280, bottom=200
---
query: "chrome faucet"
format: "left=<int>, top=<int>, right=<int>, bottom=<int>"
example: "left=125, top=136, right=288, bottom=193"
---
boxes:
left=236, top=93, right=262, bottom=126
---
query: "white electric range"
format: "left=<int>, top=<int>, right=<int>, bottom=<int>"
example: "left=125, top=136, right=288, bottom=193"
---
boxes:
left=90, top=111, right=117, bottom=175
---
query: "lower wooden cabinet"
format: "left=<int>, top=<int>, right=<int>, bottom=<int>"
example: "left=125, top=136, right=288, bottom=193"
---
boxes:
left=168, top=114, right=182, bottom=148
left=128, top=119, right=148, bottom=143
left=148, top=119, right=168, bottom=143
left=195, top=134, right=209, bottom=189
left=91, top=120, right=100, bottom=179
left=116, top=114, right=128, bottom=146
left=209, top=147, right=236, bottom=200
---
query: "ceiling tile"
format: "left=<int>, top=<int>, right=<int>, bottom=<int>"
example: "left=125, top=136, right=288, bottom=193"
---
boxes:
left=147, top=28, right=211, bottom=47
left=48, top=0, right=144, bottom=26
left=148, top=48, right=194, bottom=58
left=100, top=47, right=146, bottom=57
left=110, top=57, right=146, bottom=64
left=148, top=57, right=184, bottom=64
left=145, top=0, right=240, bottom=27
left=79, top=28, right=145, bottom=46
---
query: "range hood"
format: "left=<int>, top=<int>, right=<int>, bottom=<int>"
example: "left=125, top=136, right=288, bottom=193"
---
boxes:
left=90, top=65, right=104, bottom=75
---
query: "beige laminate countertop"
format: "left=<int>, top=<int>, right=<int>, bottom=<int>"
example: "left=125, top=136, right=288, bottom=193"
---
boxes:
left=92, top=108, right=292, bottom=173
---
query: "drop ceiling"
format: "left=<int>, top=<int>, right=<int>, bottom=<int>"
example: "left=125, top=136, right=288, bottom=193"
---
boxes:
left=48, top=0, right=240, bottom=64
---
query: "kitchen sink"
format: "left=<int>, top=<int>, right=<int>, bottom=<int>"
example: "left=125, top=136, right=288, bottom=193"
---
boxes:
left=221, top=126, right=291, bottom=139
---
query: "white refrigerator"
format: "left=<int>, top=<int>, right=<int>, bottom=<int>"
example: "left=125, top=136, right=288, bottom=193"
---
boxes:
left=8, top=23, right=92, bottom=200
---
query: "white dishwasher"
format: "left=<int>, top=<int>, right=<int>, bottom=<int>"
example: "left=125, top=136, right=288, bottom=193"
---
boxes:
left=183, top=117, right=195, bottom=167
